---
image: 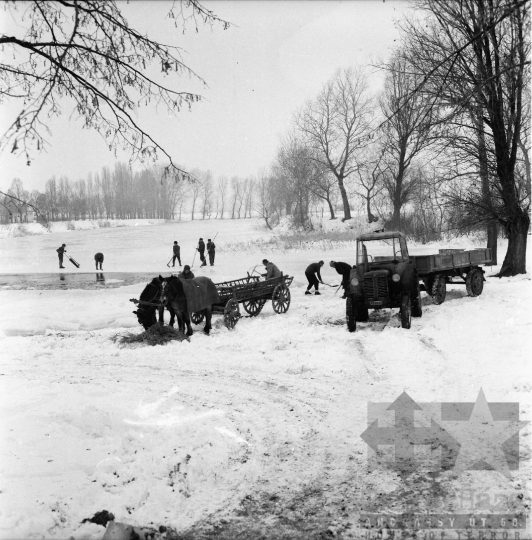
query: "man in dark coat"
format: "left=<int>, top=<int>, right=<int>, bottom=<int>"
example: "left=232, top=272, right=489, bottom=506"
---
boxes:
left=207, top=239, right=216, bottom=266
left=330, top=260, right=353, bottom=299
left=178, top=265, right=195, bottom=280
left=94, top=252, right=104, bottom=270
left=197, top=238, right=207, bottom=267
left=262, top=259, right=282, bottom=279
left=172, top=241, right=181, bottom=267
left=57, top=244, right=67, bottom=268
left=305, top=261, right=324, bottom=295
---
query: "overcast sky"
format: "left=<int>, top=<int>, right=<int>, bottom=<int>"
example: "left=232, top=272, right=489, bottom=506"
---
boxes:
left=0, top=1, right=412, bottom=192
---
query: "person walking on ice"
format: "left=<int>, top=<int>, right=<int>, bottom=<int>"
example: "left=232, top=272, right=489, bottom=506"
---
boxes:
left=197, top=238, right=207, bottom=267
left=262, top=259, right=282, bottom=279
left=56, top=244, right=67, bottom=269
left=172, top=241, right=181, bottom=267
left=207, top=239, right=216, bottom=266
left=305, top=260, right=324, bottom=295
left=94, top=252, right=104, bottom=271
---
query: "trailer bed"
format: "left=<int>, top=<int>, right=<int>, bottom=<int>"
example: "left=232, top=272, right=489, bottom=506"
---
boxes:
left=411, top=248, right=492, bottom=276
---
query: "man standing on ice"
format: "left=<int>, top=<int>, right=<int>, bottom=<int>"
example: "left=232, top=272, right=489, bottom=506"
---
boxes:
left=197, top=238, right=207, bottom=267
left=172, top=241, right=181, bottom=267
left=94, top=252, right=104, bottom=270
left=56, top=244, right=67, bottom=269
left=206, top=239, right=216, bottom=266
left=305, top=260, right=324, bottom=295
left=330, top=260, right=352, bottom=299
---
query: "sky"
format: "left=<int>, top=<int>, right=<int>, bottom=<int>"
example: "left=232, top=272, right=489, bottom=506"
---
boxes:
left=0, top=1, right=412, bottom=192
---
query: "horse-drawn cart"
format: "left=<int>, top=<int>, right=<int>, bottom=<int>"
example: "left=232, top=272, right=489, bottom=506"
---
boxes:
left=191, top=274, right=294, bottom=329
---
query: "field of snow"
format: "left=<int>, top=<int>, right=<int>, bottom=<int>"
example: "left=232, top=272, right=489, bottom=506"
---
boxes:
left=0, top=219, right=530, bottom=539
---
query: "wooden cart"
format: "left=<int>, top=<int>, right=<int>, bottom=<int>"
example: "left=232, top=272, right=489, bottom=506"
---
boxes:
left=190, top=274, right=294, bottom=330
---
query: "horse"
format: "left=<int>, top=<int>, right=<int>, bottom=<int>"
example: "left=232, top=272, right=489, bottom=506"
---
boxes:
left=161, top=275, right=219, bottom=336
left=133, top=277, right=176, bottom=330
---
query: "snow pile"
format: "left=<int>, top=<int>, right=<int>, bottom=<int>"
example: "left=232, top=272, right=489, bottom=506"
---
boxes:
left=0, top=219, right=168, bottom=239
left=0, top=223, right=49, bottom=238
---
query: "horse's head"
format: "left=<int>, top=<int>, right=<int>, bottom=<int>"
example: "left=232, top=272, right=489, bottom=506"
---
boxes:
left=161, top=275, right=184, bottom=307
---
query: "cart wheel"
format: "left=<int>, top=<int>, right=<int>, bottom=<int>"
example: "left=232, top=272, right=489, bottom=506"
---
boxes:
left=224, top=299, right=240, bottom=330
left=466, top=268, right=484, bottom=297
left=272, top=284, right=291, bottom=314
left=430, top=275, right=446, bottom=305
left=191, top=310, right=205, bottom=325
left=242, top=298, right=266, bottom=316
left=346, top=295, right=356, bottom=332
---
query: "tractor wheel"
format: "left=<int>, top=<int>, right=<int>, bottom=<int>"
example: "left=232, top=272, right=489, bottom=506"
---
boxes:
left=412, top=281, right=423, bottom=318
left=223, top=299, right=240, bottom=330
left=466, top=268, right=484, bottom=297
left=400, top=294, right=412, bottom=329
left=242, top=298, right=267, bottom=316
left=346, top=295, right=356, bottom=332
left=430, top=275, right=447, bottom=305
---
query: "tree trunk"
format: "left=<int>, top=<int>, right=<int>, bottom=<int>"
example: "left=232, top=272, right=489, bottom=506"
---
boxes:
left=327, top=197, right=335, bottom=219
left=498, top=214, right=529, bottom=276
left=338, top=176, right=351, bottom=220
left=487, top=222, right=498, bottom=266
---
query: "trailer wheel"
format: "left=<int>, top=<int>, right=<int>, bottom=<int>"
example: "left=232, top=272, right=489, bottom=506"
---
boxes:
left=346, top=295, right=356, bottom=332
left=430, top=275, right=447, bottom=305
left=400, top=294, right=412, bottom=329
left=412, top=281, right=423, bottom=318
left=466, top=268, right=484, bottom=297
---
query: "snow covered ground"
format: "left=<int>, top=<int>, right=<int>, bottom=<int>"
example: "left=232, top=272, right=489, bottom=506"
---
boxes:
left=0, top=219, right=530, bottom=539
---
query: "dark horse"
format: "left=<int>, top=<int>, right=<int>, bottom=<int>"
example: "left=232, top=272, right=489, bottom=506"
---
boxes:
left=133, top=277, right=176, bottom=330
left=161, top=275, right=218, bottom=336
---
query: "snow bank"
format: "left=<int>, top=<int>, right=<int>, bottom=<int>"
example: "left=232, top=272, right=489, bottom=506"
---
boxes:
left=0, top=219, right=167, bottom=238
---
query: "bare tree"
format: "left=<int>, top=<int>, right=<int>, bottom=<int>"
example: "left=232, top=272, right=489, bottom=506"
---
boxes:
left=200, top=171, right=214, bottom=219
left=379, top=53, right=436, bottom=228
left=273, top=135, right=317, bottom=230
left=217, top=176, right=228, bottom=219
left=401, top=0, right=530, bottom=275
left=296, top=68, right=374, bottom=220
left=353, top=146, right=388, bottom=223
left=230, top=177, right=242, bottom=219
left=189, top=170, right=203, bottom=221
left=0, top=1, right=228, bottom=179
left=254, top=171, right=281, bottom=230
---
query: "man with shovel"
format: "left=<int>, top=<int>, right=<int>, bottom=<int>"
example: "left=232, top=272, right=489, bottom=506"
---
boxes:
left=330, top=261, right=353, bottom=299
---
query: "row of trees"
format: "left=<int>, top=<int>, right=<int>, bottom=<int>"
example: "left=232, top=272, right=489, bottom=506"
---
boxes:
left=1, top=167, right=263, bottom=222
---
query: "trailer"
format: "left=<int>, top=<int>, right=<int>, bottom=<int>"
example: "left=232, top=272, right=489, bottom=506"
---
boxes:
left=190, top=274, right=294, bottom=329
left=411, top=248, right=492, bottom=304
left=346, top=231, right=493, bottom=331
